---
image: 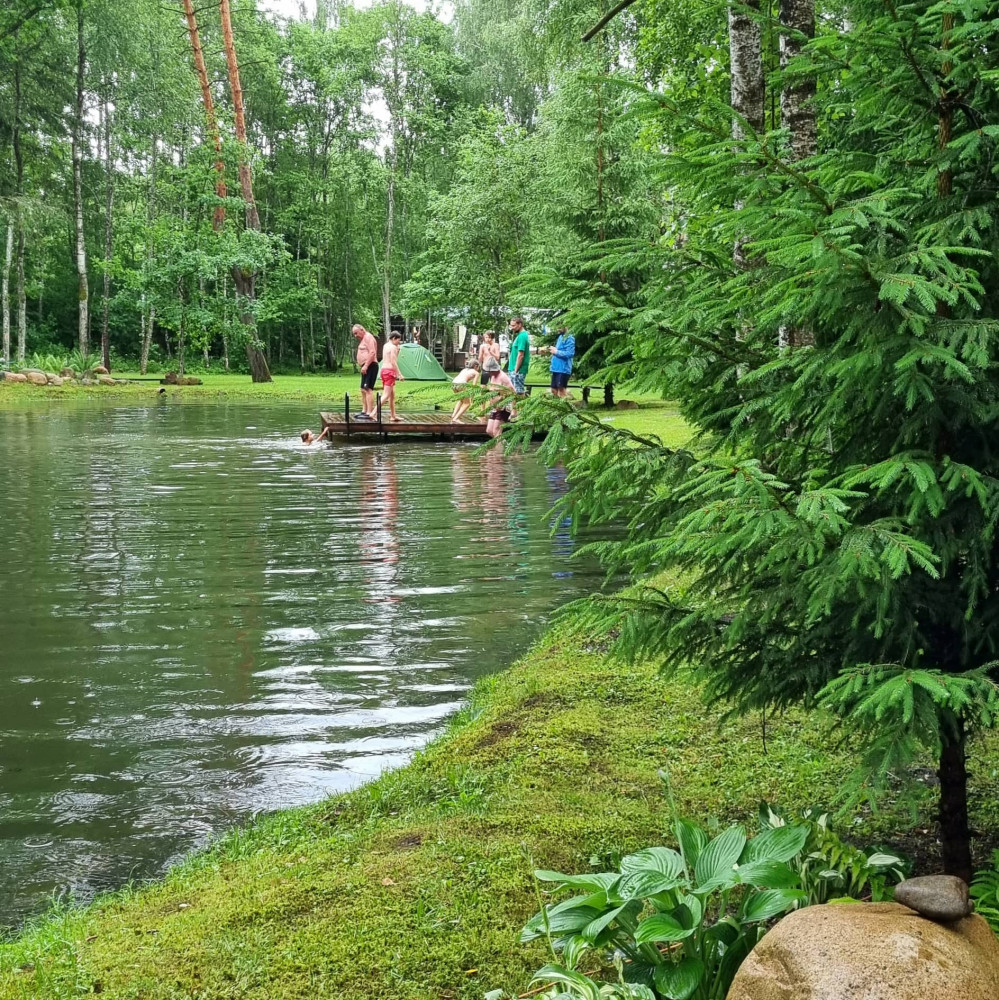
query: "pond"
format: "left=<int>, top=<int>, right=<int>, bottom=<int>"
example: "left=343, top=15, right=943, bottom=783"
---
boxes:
left=0, top=401, right=600, bottom=926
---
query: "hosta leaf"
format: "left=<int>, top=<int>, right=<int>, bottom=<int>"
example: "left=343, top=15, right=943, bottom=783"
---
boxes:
left=743, top=825, right=809, bottom=864
left=673, top=820, right=708, bottom=870
left=621, top=847, right=686, bottom=880
left=618, top=870, right=683, bottom=900
left=866, top=853, right=904, bottom=868
left=675, top=893, right=703, bottom=929
left=520, top=898, right=606, bottom=942
left=653, top=958, right=706, bottom=1000
left=535, top=871, right=621, bottom=893
left=634, top=913, right=695, bottom=944
left=530, top=965, right=603, bottom=1000
left=582, top=904, right=627, bottom=942
left=735, top=861, right=801, bottom=888
left=741, top=888, right=806, bottom=923
left=694, top=826, right=746, bottom=890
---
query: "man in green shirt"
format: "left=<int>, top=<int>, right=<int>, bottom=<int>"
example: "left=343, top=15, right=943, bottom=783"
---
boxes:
left=507, top=316, right=531, bottom=394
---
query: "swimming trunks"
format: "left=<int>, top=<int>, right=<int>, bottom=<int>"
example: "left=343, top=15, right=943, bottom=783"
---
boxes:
left=360, top=363, right=379, bottom=390
left=381, top=368, right=398, bottom=388
left=489, top=408, right=512, bottom=423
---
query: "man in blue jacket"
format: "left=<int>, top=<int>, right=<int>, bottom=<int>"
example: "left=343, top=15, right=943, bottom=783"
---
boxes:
left=548, top=326, right=576, bottom=398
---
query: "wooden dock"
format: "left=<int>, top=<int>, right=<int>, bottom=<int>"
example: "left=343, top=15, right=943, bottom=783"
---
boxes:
left=320, top=407, right=491, bottom=440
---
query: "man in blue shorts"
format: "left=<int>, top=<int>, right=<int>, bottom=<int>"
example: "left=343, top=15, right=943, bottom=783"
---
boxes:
left=507, top=316, right=531, bottom=395
left=548, top=325, right=575, bottom=398
left=353, top=324, right=379, bottom=418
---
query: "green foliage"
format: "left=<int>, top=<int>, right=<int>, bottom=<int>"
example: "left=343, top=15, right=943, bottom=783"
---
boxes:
left=758, top=803, right=907, bottom=905
left=499, top=0, right=999, bottom=872
left=970, top=850, right=999, bottom=934
left=521, top=817, right=809, bottom=1000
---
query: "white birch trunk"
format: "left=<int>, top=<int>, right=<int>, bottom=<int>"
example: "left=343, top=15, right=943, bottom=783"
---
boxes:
left=729, top=0, right=765, bottom=275
left=16, top=220, right=25, bottom=363
left=73, top=0, right=89, bottom=359
left=780, top=0, right=817, bottom=161
left=2, top=222, right=11, bottom=366
left=779, top=0, right=816, bottom=347
left=729, top=0, right=765, bottom=142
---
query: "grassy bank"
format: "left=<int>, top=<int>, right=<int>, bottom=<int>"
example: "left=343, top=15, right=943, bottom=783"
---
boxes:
left=3, top=615, right=995, bottom=1000
left=0, top=372, right=690, bottom=444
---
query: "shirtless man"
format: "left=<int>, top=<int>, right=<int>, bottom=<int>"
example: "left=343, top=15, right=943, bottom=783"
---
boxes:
left=482, top=356, right=515, bottom=438
left=380, top=331, right=405, bottom=421
left=353, top=324, right=379, bottom=418
left=451, top=358, right=480, bottom=423
left=477, top=331, right=500, bottom=385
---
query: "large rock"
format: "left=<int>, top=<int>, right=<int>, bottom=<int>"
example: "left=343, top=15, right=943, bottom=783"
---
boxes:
left=2, top=371, right=27, bottom=383
left=25, top=372, right=48, bottom=385
left=47, top=375, right=64, bottom=386
left=726, top=902, right=999, bottom=1000
left=895, top=875, right=972, bottom=922
left=98, top=376, right=117, bottom=386
left=92, top=365, right=109, bottom=376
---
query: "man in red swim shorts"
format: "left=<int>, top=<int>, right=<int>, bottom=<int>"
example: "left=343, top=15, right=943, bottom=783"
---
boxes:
left=380, top=331, right=405, bottom=421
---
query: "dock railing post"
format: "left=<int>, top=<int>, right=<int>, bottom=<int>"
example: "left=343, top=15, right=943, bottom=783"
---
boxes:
left=344, top=392, right=351, bottom=439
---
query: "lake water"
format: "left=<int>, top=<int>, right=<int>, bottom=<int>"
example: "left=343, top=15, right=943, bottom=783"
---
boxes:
left=0, top=401, right=597, bottom=926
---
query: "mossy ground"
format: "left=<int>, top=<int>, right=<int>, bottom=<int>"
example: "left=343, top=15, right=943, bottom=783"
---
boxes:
left=3, top=615, right=997, bottom=1000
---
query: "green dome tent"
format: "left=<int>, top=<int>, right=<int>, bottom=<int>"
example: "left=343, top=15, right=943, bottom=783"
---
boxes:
left=396, top=343, right=449, bottom=381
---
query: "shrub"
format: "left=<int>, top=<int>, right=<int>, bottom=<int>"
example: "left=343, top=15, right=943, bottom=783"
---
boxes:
left=520, top=817, right=809, bottom=1000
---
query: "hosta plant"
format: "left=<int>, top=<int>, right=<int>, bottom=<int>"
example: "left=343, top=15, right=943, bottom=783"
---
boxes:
left=521, top=818, right=809, bottom=1000
left=758, top=803, right=907, bottom=905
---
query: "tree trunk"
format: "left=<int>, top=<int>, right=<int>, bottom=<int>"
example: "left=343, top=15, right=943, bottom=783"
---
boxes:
left=382, top=167, right=395, bottom=338
left=73, top=0, right=89, bottom=359
left=177, top=278, right=186, bottom=378
left=13, top=32, right=25, bottom=365
left=938, top=719, right=972, bottom=883
left=2, top=223, right=11, bottom=366
left=218, top=0, right=272, bottom=383
left=777, top=0, right=816, bottom=348
left=140, top=138, right=158, bottom=375
left=182, top=0, right=226, bottom=230
left=779, top=0, right=816, bottom=161
left=729, top=0, right=765, bottom=276
left=938, top=13, right=954, bottom=200
left=101, top=89, right=114, bottom=372
left=16, top=222, right=25, bottom=364
left=729, top=0, right=765, bottom=142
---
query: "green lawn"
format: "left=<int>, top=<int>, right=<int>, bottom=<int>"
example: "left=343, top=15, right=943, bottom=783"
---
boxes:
left=0, top=372, right=692, bottom=445
left=2, top=612, right=995, bottom=1000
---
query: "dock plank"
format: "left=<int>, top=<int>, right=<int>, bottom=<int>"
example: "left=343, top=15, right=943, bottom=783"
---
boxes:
left=320, top=411, right=492, bottom=439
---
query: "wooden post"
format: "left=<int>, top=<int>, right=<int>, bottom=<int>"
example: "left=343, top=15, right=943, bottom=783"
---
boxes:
left=344, top=391, right=350, bottom=439
left=582, top=386, right=591, bottom=406
left=604, top=384, right=614, bottom=407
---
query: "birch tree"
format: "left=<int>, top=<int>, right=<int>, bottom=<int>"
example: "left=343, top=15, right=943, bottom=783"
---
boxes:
left=72, top=0, right=89, bottom=358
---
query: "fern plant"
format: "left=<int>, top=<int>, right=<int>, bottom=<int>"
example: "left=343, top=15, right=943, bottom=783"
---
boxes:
left=971, top=851, right=999, bottom=935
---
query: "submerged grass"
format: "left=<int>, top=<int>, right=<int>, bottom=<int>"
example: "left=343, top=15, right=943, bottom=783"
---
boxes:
left=3, top=614, right=996, bottom=1000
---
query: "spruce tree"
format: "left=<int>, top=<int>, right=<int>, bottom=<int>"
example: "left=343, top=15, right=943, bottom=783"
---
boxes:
left=516, top=0, right=999, bottom=880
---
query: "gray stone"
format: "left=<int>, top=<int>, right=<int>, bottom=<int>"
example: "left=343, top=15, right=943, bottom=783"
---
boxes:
left=727, top=902, right=999, bottom=1000
left=47, top=375, right=64, bottom=386
left=894, top=874, right=972, bottom=922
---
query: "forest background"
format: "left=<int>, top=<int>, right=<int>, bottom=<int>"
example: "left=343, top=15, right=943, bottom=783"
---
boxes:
left=0, top=0, right=661, bottom=380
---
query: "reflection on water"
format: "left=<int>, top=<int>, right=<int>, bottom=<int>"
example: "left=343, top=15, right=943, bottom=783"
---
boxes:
left=0, top=402, right=597, bottom=924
